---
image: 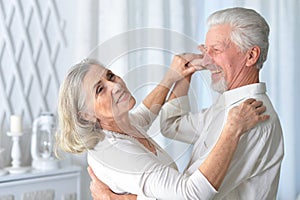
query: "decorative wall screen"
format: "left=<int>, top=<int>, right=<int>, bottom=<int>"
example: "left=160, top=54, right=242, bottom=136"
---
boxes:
left=0, top=0, right=67, bottom=132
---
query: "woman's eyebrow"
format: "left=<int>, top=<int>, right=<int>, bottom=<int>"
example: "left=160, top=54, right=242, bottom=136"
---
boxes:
left=93, top=69, right=111, bottom=90
left=106, top=70, right=113, bottom=75
left=93, top=80, right=102, bottom=91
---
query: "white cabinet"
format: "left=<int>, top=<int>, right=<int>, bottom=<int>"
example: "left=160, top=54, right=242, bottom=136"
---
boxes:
left=0, top=165, right=81, bottom=200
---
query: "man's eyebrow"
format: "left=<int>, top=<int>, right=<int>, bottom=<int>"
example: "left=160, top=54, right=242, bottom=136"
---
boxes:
left=210, top=43, right=223, bottom=47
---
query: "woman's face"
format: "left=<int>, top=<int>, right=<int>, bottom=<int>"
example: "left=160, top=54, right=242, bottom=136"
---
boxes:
left=83, top=64, right=136, bottom=122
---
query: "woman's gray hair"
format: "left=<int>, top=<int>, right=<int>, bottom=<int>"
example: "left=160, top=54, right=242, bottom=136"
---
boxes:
left=56, top=58, right=104, bottom=155
left=207, top=7, right=269, bottom=69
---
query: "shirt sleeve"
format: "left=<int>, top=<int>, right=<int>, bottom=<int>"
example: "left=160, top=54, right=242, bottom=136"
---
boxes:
left=88, top=138, right=217, bottom=200
left=129, top=103, right=158, bottom=132
left=160, top=96, right=204, bottom=144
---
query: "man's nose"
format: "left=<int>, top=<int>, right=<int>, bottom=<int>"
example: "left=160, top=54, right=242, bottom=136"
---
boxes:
left=197, top=45, right=214, bottom=64
left=205, top=48, right=214, bottom=57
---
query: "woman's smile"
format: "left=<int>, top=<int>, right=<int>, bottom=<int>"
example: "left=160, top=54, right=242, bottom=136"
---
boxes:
left=115, top=91, right=129, bottom=104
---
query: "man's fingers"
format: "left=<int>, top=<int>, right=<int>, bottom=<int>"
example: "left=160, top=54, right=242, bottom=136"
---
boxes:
left=87, top=166, right=98, bottom=182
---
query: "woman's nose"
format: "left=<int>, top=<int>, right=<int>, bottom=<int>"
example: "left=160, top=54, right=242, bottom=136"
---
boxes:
left=102, top=79, right=118, bottom=93
left=111, top=83, right=122, bottom=94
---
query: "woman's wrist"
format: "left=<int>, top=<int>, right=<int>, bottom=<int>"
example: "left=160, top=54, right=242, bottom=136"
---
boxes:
left=160, top=75, right=175, bottom=89
left=222, top=124, right=242, bottom=141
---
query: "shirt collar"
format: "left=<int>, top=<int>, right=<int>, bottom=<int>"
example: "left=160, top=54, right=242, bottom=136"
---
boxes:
left=222, top=82, right=266, bottom=107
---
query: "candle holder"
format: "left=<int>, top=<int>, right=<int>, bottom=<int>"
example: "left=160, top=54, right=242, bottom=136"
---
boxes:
left=6, top=132, right=29, bottom=174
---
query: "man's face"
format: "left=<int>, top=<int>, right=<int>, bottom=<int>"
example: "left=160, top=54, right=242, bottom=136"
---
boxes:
left=204, top=24, right=249, bottom=93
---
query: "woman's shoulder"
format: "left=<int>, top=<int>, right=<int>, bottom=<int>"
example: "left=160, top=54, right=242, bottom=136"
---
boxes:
left=89, top=131, right=160, bottom=172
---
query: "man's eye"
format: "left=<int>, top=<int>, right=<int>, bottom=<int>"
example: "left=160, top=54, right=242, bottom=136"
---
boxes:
left=213, top=49, right=222, bottom=54
left=96, top=86, right=103, bottom=94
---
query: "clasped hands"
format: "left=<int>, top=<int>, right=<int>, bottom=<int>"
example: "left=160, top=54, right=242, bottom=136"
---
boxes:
left=179, top=44, right=213, bottom=71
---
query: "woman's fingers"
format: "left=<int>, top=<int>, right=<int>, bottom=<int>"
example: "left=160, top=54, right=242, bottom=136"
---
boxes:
left=227, top=98, right=270, bottom=136
left=255, top=105, right=266, bottom=114
left=242, top=98, right=256, bottom=105
left=247, top=100, right=269, bottom=121
left=250, top=99, right=263, bottom=108
left=179, top=53, right=203, bottom=62
left=167, top=54, right=198, bottom=82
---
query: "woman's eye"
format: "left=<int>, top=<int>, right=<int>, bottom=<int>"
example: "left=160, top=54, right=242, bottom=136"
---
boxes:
left=96, top=86, right=103, bottom=94
left=107, top=72, right=115, bottom=80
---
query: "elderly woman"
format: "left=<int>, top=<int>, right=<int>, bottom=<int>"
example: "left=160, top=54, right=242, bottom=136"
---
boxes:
left=56, top=57, right=269, bottom=200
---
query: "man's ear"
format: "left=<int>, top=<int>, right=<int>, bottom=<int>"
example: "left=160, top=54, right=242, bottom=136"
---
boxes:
left=78, top=111, right=97, bottom=123
left=246, top=46, right=260, bottom=67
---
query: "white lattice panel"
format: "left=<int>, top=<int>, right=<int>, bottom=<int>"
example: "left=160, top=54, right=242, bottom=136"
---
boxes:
left=0, top=0, right=67, bottom=166
left=0, top=0, right=66, bottom=127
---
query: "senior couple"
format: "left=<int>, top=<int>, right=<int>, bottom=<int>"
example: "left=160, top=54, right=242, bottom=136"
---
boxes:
left=56, top=7, right=284, bottom=200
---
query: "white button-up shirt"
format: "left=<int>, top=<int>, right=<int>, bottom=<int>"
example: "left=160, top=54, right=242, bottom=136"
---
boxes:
left=161, top=82, right=284, bottom=200
left=88, top=103, right=217, bottom=200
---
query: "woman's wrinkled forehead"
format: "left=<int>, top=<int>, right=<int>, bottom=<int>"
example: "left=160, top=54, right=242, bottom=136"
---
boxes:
left=88, top=64, right=107, bottom=78
left=83, top=64, right=107, bottom=93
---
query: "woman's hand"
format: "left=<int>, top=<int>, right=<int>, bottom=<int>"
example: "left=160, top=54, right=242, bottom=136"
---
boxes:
left=142, top=53, right=199, bottom=115
left=187, top=44, right=213, bottom=71
left=225, top=98, right=270, bottom=137
left=199, top=98, right=269, bottom=190
left=162, top=53, right=200, bottom=85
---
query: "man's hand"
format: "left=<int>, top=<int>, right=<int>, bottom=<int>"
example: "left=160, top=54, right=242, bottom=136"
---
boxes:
left=88, top=166, right=113, bottom=200
left=87, top=166, right=138, bottom=200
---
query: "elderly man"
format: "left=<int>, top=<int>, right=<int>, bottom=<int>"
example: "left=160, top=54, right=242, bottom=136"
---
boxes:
left=88, top=7, right=284, bottom=199
left=160, top=7, right=284, bottom=199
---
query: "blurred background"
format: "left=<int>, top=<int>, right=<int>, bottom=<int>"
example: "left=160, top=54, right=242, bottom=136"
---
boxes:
left=0, top=0, right=299, bottom=199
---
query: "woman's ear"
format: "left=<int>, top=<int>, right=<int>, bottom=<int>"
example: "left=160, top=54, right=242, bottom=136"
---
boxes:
left=78, top=111, right=97, bottom=123
left=246, top=46, right=260, bottom=67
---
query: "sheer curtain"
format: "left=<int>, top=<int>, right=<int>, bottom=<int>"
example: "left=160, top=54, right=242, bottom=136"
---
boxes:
left=75, top=0, right=299, bottom=199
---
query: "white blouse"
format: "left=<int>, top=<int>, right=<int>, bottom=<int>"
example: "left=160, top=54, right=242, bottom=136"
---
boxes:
left=88, top=103, right=216, bottom=200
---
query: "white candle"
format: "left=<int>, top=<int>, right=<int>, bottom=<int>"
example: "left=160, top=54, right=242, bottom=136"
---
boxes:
left=10, top=115, right=23, bottom=134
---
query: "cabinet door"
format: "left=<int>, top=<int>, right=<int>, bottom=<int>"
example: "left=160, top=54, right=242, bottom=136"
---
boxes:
left=0, top=171, right=81, bottom=200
